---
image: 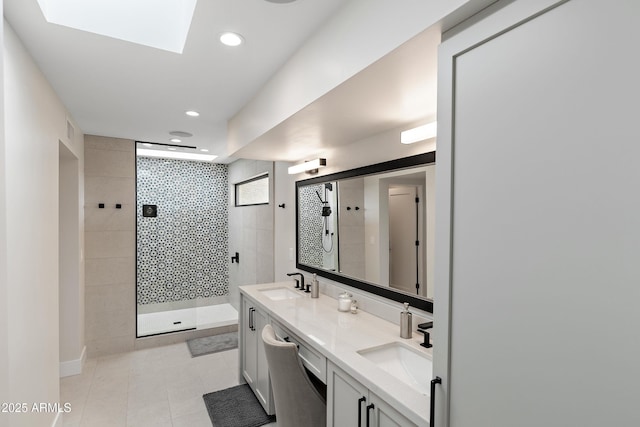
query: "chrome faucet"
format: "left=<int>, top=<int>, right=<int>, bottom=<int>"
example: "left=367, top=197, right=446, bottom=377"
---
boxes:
left=286, top=272, right=304, bottom=290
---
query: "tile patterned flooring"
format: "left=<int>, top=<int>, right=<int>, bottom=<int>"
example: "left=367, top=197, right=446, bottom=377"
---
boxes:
left=61, top=342, right=276, bottom=427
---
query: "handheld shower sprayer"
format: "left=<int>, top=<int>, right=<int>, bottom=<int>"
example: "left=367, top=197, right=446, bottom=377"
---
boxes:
left=316, top=190, right=332, bottom=217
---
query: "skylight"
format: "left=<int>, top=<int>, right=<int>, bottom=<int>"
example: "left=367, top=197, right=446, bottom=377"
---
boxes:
left=36, top=0, right=198, bottom=53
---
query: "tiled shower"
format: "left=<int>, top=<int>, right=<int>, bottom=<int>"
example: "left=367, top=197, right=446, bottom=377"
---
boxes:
left=136, top=152, right=236, bottom=336
left=84, top=136, right=239, bottom=355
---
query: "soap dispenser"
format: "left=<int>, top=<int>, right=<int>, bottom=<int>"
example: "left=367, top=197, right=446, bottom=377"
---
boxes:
left=310, top=273, right=319, bottom=298
left=400, top=303, right=412, bottom=339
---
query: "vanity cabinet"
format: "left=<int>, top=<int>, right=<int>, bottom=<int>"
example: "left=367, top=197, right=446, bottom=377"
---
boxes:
left=240, top=295, right=274, bottom=415
left=270, top=319, right=327, bottom=383
left=327, top=361, right=416, bottom=427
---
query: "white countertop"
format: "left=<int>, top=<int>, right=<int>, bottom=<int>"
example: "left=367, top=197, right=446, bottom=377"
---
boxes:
left=240, top=281, right=433, bottom=425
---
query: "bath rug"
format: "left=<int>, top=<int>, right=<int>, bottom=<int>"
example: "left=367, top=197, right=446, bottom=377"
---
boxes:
left=187, top=332, right=238, bottom=357
left=203, top=384, right=276, bottom=427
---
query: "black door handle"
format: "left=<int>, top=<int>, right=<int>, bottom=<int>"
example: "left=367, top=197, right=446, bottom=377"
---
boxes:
left=357, top=396, right=366, bottom=426
left=366, top=403, right=374, bottom=427
left=430, top=377, right=442, bottom=427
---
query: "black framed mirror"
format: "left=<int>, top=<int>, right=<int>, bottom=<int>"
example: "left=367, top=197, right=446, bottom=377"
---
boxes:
left=296, top=152, right=435, bottom=312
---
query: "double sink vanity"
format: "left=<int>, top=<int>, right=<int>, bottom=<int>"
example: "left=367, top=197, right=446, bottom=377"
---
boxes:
left=239, top=281, right=433, bottom=426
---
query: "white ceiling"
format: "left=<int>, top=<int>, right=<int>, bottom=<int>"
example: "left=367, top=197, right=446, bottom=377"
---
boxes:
left=3, top=0, right=348, bottom=162
left=233, top=25, right=440, bottom=162
left=4, top=0, right=439, bottom=164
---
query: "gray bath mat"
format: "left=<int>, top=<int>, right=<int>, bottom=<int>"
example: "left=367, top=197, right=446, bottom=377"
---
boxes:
left=203, top=384, right=276, bottom=427
left=187, top=332, right=238, bottom=357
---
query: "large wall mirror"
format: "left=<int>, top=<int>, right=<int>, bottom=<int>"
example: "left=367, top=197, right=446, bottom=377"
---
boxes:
left=296, top=152, right=435, bottom=312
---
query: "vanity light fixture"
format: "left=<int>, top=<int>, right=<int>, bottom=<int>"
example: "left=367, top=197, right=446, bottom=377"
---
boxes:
left=401, top=122, right=437, bottom=144
left=219, top=32, right=244, bottom=47
left=288, top=158, right=327, bottom=175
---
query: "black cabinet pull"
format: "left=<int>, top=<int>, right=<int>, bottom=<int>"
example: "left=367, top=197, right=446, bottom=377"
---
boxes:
left=248, top=307, right=255, bottom=331
left=357, top=396, right=366, bottom=426
left=282, top=336, right=299, bottom=349
left=366, top=403, right=374, bottom=427
left=430, top=377, right=442, bottom=427
left=252, top=308, right=256, bottom=331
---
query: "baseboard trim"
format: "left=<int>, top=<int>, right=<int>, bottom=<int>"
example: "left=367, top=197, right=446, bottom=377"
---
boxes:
left=59, top=346, right=86, bottom=377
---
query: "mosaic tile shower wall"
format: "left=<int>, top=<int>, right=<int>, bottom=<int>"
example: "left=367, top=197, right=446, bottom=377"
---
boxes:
left=137, top=157, right=229, bottom=305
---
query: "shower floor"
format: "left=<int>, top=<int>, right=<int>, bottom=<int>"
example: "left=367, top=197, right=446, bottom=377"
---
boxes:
left=137, top=303, right=238, bottom=337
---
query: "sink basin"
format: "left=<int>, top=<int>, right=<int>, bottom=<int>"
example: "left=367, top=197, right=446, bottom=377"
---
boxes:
left=259, top=287, right=303, bottom=301
left=357, top=342, right=432, bottom=395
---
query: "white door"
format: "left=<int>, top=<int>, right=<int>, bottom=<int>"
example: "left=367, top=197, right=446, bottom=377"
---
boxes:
left=388, top=186, right=423, bottom=295
left=436, top=0, right=640, bottom=426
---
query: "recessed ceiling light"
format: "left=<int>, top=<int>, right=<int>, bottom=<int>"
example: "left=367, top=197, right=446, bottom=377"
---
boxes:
left=200, top=149, right=209, bottom=152
left=219, top=32, right=244, bottom=47
left=170, top=138, right=182, bottom=143
left=185, top=110, right=199, bottom=117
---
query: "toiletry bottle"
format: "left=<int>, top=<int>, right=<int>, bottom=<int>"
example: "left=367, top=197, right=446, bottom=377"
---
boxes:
left=400, top=302, right=412, bottom=338
left=350, top=299, right=358, bottom=314
left=311, top=273, right=319, bottom=298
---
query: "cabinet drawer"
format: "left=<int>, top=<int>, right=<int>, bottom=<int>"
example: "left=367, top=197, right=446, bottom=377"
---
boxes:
left=270, top=320, right=327, bottom=384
